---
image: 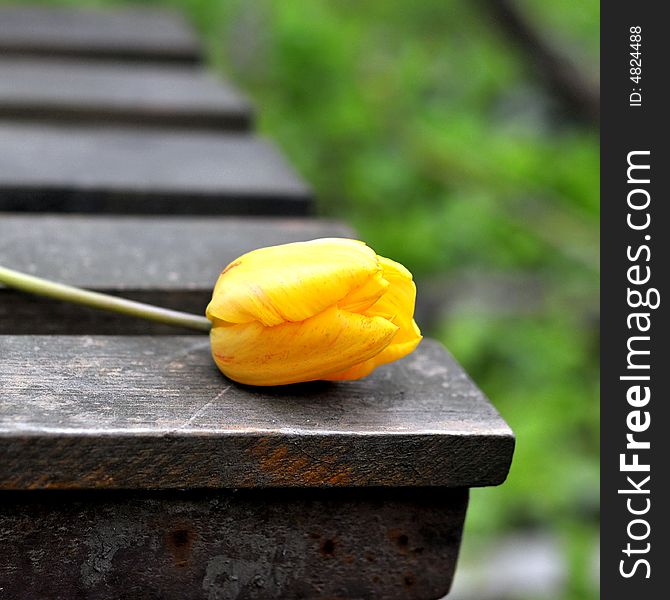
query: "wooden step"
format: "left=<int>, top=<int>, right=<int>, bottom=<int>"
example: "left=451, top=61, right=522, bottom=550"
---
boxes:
left=0, top=215, right=351, bottom=334
left=0, top=124, right=312, bottom=215
left=0, top=58, right=253, bottom=131
left=0, top=335, right=514, bottom=490
left=0, top=5, right=201, bottom=63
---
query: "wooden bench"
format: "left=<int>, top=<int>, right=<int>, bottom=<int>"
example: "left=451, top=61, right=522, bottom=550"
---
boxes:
left=0, top=6, right=514, bottom=598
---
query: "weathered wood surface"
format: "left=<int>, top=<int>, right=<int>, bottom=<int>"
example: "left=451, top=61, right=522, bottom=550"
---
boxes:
left=0, top=58, right=253, bottom=130
left=0, top=487, right=467, bottom=599
left=0, top=5, right=201, bottom=63
left=0, top=336, right=514, bottom=490
left=0, top=215, right=352, bottom=334
left=0, top=124, right=311, bottom=214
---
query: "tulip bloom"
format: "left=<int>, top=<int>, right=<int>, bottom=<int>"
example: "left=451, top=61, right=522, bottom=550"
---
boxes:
left=206, top=238, right=422, bottom=386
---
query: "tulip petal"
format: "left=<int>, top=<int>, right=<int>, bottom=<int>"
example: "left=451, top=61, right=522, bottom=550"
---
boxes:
left=324, top=255, right=422, bottom=381
left=322, top=333, right=422, bottom=381
left=210, top=305, right=398, bottom=386
left=206, top=238, right=381, bottom=327
left=338, top=269, right=389, bottom=314
left=367, top=256, right=421, bottom=345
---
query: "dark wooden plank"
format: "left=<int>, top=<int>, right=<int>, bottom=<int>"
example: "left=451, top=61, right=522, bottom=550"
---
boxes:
left=0, top=487, right=467, bottom=599
left=0, top=5, right=201, bottom=64
left=0, top=215, right=352, bottom=334
left=0, top=58, right=253, bottom=131
left=0, top=336, right=514, bottom=489
left=0, top=124, right=312, bottom=215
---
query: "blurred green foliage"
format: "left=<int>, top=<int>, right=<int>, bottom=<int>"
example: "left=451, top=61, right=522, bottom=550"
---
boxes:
left=24, top=0, right=600, bottom=597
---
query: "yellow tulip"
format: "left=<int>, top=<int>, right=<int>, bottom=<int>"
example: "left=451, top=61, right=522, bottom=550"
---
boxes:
left=206, top=238, right=422, bottom=386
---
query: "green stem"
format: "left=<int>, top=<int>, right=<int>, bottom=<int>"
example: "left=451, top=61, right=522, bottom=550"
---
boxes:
left=0, top=265, right=212, bottom=333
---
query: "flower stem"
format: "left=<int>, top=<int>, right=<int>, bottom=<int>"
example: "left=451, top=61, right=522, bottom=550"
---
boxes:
left=0, top=265, right=212, bottom=332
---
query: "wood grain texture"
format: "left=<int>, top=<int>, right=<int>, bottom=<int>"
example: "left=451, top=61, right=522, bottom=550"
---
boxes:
left=0, top=58, right=253, bottom=130
left=0, top=336, right=514, bottom=490
left=0, top=215, right=354, bottom=334
left=0, top=487, right=467, bottom=599
left=0, top=123, right=312, bottom=214
left=0, top=5, right=201, bottom=63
